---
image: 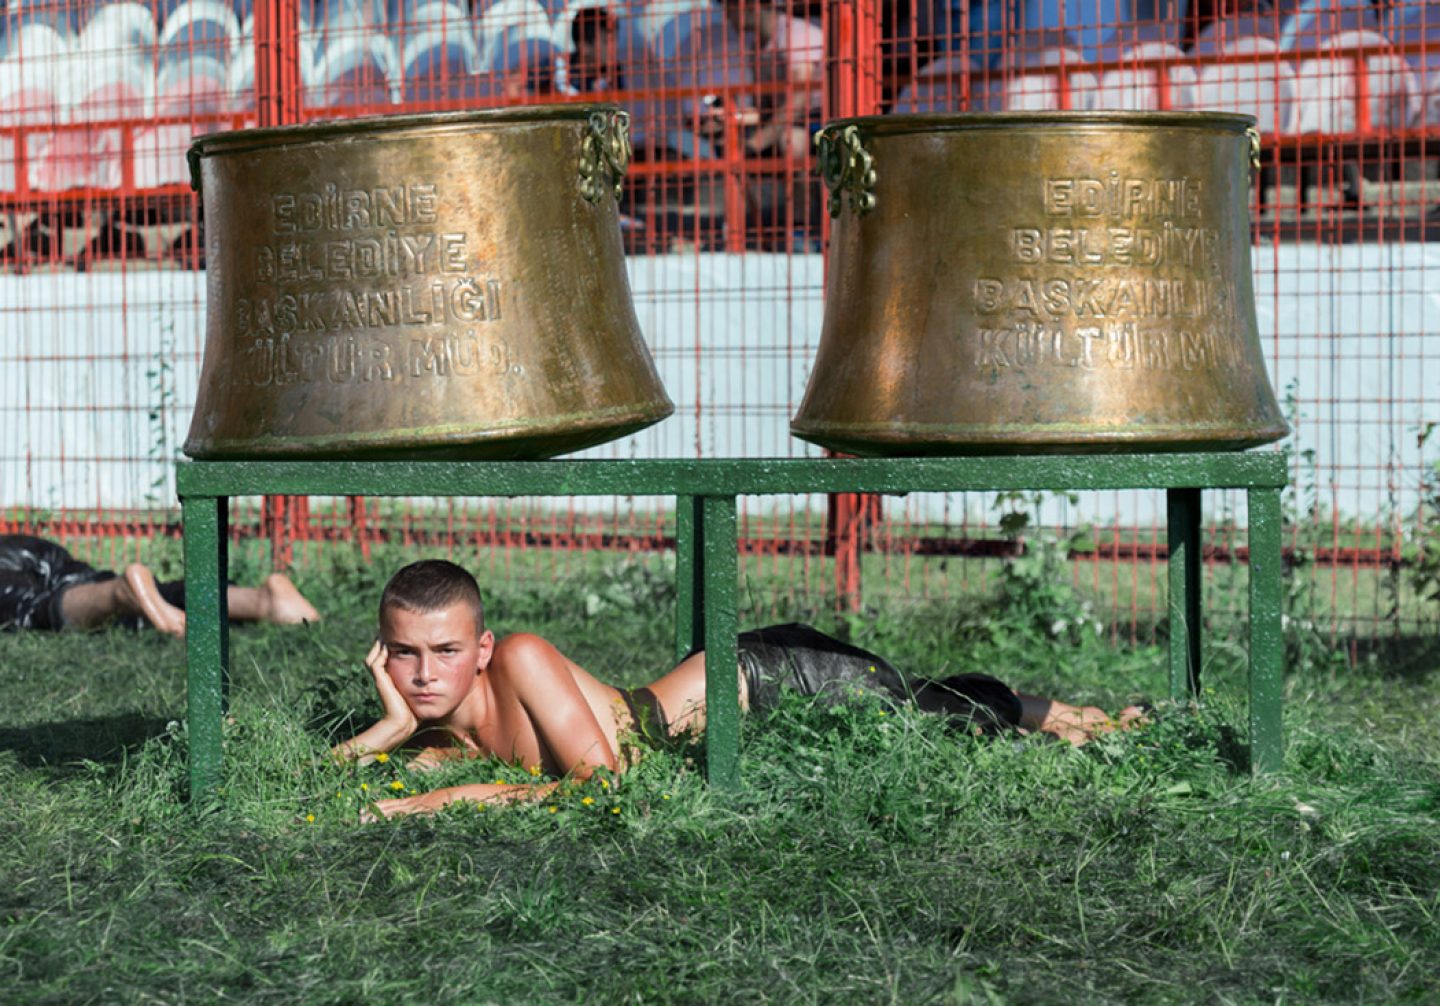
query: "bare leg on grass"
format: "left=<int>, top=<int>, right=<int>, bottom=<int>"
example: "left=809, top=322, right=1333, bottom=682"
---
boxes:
left=58, top=564, right=187, bottom=638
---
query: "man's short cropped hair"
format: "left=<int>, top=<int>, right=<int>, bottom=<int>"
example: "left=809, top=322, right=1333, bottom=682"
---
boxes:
left=379, top=560, right=485, bottom=633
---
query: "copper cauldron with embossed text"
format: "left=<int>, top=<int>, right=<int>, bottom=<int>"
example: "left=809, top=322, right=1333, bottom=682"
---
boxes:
left=791, top=112, right=1288, bottom=455
left=183, top=106, right=672, bottom=459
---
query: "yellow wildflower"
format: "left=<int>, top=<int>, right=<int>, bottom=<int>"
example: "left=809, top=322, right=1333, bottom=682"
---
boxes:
left=528, top=764, right=542, bottom=777
left=305, top=814, right=315, bottom=824
left=868, top=665, right=876, bottom=673
left=548, top=806, right=558, bottom=814
left=493, top=778, right=506, bottom=786
left=374, top=752, right=389, bottom=764
left=662, top=793, right=671, bottom=801
left=600, top=778, right=610, bottom=789
left=611, top=807, right=621, bottom=815
left=581, top=796, right=595, bottom=806
left=360, top=783, right=369, bottom=792
left=390, top=781, right=404, bottom=791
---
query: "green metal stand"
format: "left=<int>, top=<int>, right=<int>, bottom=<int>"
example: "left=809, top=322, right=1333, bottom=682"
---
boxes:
left=177, top=453, right=1287, bottom=800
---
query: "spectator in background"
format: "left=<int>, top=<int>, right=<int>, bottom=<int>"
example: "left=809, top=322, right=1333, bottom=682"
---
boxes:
left=720, top=0, right=824, bottom=249
left=721, top=0, right=823, bottom=160
left=491, top=35, right=559, bottom=99
left=568, top=5, right=625, bottom=93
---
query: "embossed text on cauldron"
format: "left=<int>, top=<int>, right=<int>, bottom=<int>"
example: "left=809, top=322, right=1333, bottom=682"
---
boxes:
left=185, top=106, right=672, bottom=459
left=792, top=112, right=1289, bottom=455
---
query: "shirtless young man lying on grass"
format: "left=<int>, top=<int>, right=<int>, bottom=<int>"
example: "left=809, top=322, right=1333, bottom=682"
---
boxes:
left=337, top=560, right=1147, bottom=820
left=0, top=534, right=320, bottom=638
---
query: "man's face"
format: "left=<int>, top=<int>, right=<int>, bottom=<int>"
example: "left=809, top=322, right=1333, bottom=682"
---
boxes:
left=574, top=31, right=613, bottom=76
left=379, top=602, right=493, bottom=722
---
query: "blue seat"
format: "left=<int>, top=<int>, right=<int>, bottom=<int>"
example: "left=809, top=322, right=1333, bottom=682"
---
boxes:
left=158, top=0, right=240, bottom=65
left=916, top=0, right=1011, bottom=69
left=1007, top=27, right=1086, bottom=68
left=401, top=30, right=478, bottom=102
left=1088, top=18, right=1183, bottom=62
left=1391, top=2, right=1440, bottom=76
left=79, top=1, right=159, bottom=54
left=1192, top=13, right=1290, bottom=54
left=302, top=0, right=384, bottom=28
left=320, top=31, right=396, bottom=106
left=891, top=54, right=971, bottom=113
left=390, top=0, right=469, bottom=28
left=4, top=0, right=76, bottom=35
left=1280, top=0, right=1379, bottom=51
left=1020, top=0, right=1125, bottom=55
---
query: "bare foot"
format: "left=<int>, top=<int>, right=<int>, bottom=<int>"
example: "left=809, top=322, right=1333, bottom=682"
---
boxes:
left=261, top=573, right=321, bottom=625
left=120, top=564, right=187, bottom=638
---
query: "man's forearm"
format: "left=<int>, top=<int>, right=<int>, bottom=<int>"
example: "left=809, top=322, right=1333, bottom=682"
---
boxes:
left=369, top=781, right=560, bottom=819
left=332, top=718, right=414, bottom=764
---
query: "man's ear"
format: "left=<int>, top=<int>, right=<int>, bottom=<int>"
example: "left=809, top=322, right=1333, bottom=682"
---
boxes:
left=476, top=629, right=496, bottom=672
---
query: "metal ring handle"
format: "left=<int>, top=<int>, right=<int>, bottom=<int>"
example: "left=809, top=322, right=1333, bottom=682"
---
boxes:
left=815, top=124, right=878, bottom=218
left=579, top=110, right=632, bottom=203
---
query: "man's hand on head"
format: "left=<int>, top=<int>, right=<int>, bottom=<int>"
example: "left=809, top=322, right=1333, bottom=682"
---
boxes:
left=330, top=641, right=420, bottom=764
left=367, top=639, right=418, bottom=737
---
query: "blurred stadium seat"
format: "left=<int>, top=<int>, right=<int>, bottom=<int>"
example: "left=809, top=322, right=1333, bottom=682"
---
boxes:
left=477, top=0, right=551, bottom=68
left=316, top=30, right=398, bottom=107
left=916, top=0, right=1008, bottom=68
left=1192, top=11, right=1289, bottom=54
left=400, top=16, right=479, bottom=103
left=1294, top=29, right=1420, bottom=133
left=157, top=0, right=240, bottom=66
left=1093, top=40, right=1195, bottom=109
left=891, top=53, right=969, bottom=112
left=1184, top=35, right=1297, bottom=134
left=1280, top=0, right=1378, bottom=51
left=77, top=1, right=158, bottom=56
left=477, top=29, right=557, bottom=96
left=0, top=54, right=61, bottom=194
left=1089, top=17, right=1182, bottom=62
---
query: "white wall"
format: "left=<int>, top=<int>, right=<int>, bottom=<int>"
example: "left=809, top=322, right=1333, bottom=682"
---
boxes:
left=2, top=245, right=1436, bottom=528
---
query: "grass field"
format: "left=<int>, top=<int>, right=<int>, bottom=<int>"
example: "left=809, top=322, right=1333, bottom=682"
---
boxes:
left=3, top=541, right=1438, bottom=1004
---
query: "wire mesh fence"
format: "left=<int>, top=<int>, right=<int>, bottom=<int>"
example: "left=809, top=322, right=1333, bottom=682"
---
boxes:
left=1, top=0, right=1438, bottom=640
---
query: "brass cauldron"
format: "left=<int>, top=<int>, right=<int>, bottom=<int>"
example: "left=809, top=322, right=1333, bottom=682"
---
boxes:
left=792, top=112, right=1289, bottom=455
left=184, top=106, right=672, bottom=459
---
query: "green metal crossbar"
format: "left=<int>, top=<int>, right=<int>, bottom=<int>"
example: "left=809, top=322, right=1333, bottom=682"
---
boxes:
left=176, top=453, right=1287, bottom=799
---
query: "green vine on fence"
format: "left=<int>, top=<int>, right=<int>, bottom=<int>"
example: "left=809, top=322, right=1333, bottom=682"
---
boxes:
left=1406, top=422, right=1440, bottom=616
left=145, top=312, right=178, bottom=508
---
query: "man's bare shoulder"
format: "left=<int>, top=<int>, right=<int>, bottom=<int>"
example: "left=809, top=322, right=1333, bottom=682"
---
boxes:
left=488, top=633, right=572, bottom=689
left=491, top=631, right=564, bottom=664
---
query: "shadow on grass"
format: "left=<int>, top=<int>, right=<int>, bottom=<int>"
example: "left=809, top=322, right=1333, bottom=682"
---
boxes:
left=0, top=713, right=169, bottom=769
left=1351, top=632, right=1440, bottom=681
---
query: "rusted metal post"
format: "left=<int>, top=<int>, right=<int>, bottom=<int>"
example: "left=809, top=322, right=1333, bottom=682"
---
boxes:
left=823, top=0, right=882, bottom=611
left=254, top=0, right=303, bottom=569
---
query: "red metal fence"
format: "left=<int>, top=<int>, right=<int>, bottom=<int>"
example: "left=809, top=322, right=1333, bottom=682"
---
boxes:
left=2, top=0, right=1438, bottom=638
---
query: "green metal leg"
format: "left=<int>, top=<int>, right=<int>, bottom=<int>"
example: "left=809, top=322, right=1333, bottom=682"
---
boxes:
left=674, top=495, right=705, bottom=664
left=700, top=495, right=740, bottom=789
left=182, top=494, right=230, bottom=801
left=1247, top=487, right=1284, bottom=774
left=1167, top=488, right=1203, bottom=700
